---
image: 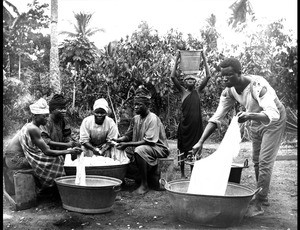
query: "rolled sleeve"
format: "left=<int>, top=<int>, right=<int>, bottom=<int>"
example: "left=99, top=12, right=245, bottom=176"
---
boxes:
left=252, top=79, right=280, bottom=125
left=106, top=120, right=119, bottom=140
left=209, top=88, right=236, bottom=126
left=255, top=90, right=280, bottom=126
left=79, top=118, right=91, bottom=145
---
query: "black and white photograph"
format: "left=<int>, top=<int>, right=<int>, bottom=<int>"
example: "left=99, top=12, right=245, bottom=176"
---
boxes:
left=3, top=0, right=297, bottom=229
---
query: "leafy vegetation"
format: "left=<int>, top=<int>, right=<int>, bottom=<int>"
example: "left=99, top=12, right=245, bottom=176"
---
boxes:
left=3, top=1, right=297, bottom=143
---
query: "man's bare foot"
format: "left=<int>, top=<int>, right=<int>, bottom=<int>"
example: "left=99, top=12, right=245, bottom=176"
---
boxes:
left=133, top=185, right=149, bottom=195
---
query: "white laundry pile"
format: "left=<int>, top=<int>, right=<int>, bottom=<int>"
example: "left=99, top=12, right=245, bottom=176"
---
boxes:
left=64, top=154, right=129, bottom=166
left=64, top=145, right=130, bottom=186
left=110, top=146, right=130, bottom=164
left=187, top=116, right=242, bottom=195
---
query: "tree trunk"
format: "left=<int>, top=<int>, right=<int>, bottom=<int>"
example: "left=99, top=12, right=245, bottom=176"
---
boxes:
left=18, top=53, right=21, bottom=80
left=72, top=82, right=76, bottom=109
left=50, top=0, right=61, bottom=94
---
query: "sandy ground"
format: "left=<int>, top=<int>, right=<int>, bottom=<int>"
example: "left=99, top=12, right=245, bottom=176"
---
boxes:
left=3, top=140, right=298, bottom=230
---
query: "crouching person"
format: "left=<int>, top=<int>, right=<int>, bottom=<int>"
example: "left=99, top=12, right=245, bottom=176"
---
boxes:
left=14, top=98, right=82, bottom=198
left=113, top=86, right=170, bottom=195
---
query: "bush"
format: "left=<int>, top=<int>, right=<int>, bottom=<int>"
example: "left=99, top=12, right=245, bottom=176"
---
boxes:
left=3, top=77, right=34, bottom=136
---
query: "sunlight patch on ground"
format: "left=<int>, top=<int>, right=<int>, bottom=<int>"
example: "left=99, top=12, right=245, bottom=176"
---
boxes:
left=3, top=214, right=13, bottom=220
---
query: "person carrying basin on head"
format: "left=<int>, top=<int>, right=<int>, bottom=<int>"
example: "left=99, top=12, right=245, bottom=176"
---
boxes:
left=170, top=49, right=211, bottom=178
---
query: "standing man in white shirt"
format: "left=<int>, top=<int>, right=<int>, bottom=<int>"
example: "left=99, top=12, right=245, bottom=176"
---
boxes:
left=192, top=57, right=286, bottom=217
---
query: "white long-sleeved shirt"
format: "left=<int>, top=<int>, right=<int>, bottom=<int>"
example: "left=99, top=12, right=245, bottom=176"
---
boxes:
left=209, top=75, right=280, bottom=126
left=79, top=115, right=119, bottom=146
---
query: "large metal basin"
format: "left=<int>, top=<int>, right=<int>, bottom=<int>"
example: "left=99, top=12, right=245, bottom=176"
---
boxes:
left=161, top=179, right=261, bottom=228
left=64, top=162, right=129, bottom=181
left=185, top=159, right=249, bottom=183
left=55, top=175, right=122, bottom=214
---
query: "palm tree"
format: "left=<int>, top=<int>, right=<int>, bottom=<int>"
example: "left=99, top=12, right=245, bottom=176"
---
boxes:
left=59, top=12, right=104, bottom=108
left=50, top=0, right=61, bottom=94
left=59, top=12, right=105, bottom=38
left=228, top=0, right=255, bottom=28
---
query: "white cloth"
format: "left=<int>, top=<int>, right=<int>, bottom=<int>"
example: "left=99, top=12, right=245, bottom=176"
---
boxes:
left=29, top=98, right=49, bottom=114
left=93, top=98, right=109, bottom=112
left=75, top=151, right=86, bottom=185
left=110, top=145, right=130, bottom=164
left=187, top=116, right=241, bottom=195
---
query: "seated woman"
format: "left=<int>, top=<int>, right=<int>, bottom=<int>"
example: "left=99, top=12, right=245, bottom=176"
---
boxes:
left=11, top=98, right=82, bottom=197
left=79, top=98, right=119, bottom=157
left=40, top=94, right=80, bottom=150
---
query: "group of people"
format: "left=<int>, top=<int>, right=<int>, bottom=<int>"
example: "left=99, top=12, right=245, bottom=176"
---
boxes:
left=4, top=49, right=286, bottom=217
left=172, top=50, right=286, bottom=217
left=4, top=86, right=170, bottom=197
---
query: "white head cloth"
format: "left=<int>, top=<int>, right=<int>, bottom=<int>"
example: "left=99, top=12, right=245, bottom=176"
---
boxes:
left=29, top=98, right=49, bottom=114
left=93, top=98, right=109, bottom=113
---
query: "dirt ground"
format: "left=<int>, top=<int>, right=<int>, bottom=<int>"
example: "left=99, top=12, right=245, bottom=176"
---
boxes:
left=3, top=140, right=298, bottom=230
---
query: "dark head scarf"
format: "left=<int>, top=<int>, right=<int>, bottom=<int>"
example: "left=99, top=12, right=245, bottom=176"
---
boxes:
left=49, top=94, right=66, bottom=112
left=134, top=85, right=151, bottom=105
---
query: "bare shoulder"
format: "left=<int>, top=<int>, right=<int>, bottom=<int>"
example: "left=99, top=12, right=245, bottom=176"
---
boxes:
left=26, top=123, right=41, bottom=135
left=181, top=90, right=191, bottom=102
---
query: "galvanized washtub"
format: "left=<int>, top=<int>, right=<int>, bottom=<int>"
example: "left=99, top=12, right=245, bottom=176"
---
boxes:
left=160, top=179, right=261, bottom=228
left=64, top=162, right=129, bottom=181
left=55, top=175, right=122, bottom=214
left=185, top=159, right=249, bottom=184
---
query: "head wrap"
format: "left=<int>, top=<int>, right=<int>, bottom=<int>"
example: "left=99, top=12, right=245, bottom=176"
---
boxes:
left=183, top=74, right=198, bottom=81
left=134, top=85, right=151, bottom=104
left=49, top=94, right=66, bottom=112
left=93, top=98, right=109, bottom=113
left=29, top=98, right=49, bottom=114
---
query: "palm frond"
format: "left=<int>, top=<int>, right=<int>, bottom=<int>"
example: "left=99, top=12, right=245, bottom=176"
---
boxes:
left=59, top=31, right=77, bottom=37
left=85, top=28, right=105, bottom=37
left=62, top=11, right=102, bottom=38
left=4, top=0, right=20, bottom=17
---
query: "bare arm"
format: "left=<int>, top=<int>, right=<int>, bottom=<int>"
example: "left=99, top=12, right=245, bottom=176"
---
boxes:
left=112, top=136, right=130, bottom=143
left=29, top=126, right=81, bottom=157
left=170, top=51, right=185, bottom=93
left=192, top=122, right=217, bottom=156
left=198, top=50, right=211, bottom=92
left=116, top=139, right=150, bottom=150
left=47, top=140, right=77, bottom=149
left=237, top=111, right=270, bottom=124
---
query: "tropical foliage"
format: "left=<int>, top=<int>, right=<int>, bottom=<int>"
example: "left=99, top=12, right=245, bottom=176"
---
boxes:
left=3, top=1, right=298, bottom=143
left=59, top=12, right=105, bottom=38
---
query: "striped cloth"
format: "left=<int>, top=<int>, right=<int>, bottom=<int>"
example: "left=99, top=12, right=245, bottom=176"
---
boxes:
left=19, top=123, right=66, bottom=189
